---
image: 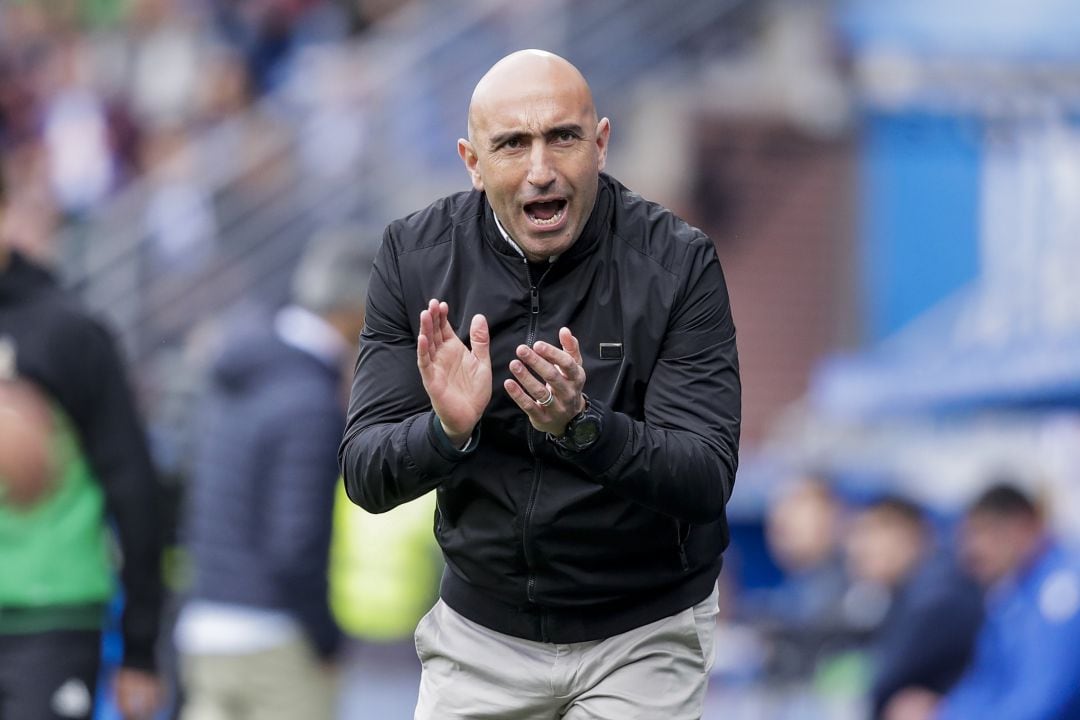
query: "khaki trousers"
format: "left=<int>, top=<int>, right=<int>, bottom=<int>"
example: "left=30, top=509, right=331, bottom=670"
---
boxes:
left=414, top=586, right=718, bottom=720
left=180, top=637, right=334, bottom=720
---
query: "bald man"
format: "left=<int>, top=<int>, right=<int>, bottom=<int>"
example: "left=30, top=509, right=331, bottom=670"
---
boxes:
left=340, top=50, right=741, bottom=719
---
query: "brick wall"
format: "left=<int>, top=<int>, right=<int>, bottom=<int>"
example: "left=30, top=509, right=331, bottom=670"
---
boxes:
left=691, top=117, right=859, bottom=445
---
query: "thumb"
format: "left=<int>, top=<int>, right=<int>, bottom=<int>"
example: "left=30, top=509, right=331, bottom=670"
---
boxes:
left=470, top=314, right=490, bottom=364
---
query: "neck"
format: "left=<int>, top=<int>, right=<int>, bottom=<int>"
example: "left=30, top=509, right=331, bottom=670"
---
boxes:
left=491, top=212, right=575, bottom=264
left=526, top=249, right=556, bottom=264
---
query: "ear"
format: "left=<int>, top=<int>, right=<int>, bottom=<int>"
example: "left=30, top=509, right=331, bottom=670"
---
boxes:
left=595, top=117, right=611, bottom=172
left=458, top=138, right=484, bottom=191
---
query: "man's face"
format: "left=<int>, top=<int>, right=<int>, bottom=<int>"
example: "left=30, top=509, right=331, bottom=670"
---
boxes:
left=845, top=510, right=922, bottom=587
left=765, top=484, right=838, bottom=571
left=960, top=513, right=1029, bottom=587
left=460, top=81, right=610, bottom=263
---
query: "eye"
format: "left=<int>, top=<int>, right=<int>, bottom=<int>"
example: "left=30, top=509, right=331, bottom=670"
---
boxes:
left=556, top=131, right=577, bottom=143
left=505, top=137, right=522, bottom=149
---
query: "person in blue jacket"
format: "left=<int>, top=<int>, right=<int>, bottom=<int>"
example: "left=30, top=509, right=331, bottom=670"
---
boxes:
left=884, top=483, right=1080, bottom=720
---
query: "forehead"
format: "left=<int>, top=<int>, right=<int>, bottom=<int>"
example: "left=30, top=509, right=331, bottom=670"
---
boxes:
left=473, top=82, right=592, bottom=138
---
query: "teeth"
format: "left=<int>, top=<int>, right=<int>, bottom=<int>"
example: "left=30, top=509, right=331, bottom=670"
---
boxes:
left=527, top=205, right=565, bottom=226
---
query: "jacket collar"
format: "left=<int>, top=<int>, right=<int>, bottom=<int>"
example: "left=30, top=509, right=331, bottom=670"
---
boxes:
left=481, top=173, right=616, bottom=269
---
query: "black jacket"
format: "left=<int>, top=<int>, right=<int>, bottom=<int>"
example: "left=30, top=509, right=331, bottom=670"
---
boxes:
left=340, top=174, right=741, bottom=643
left=0, top=252, right=161, bottom=670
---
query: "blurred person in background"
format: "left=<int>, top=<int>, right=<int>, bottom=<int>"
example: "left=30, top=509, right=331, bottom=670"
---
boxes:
left=340, top=49, right=741, bottom=720
left=886, top=483, right=1080, bottom=720
left=762, top=477, right=850, bottom=628
left=0, top=167, right=59, bottom=267
left=208, top=0, right=349, bottom=96
left=0, top=213, right=163, bottom=718
left=40, top=33, right=115, bottom=219
left=174, top=228, right=371, bottom=720
left=328, top=488, right=442, bottom=719
left=845, top=496, right=982, bottom=719
left=745, top=476, right=864, bottom=686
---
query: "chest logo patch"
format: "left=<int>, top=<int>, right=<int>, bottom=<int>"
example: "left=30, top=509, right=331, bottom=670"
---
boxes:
left=599, top=343, right=623, bottom=360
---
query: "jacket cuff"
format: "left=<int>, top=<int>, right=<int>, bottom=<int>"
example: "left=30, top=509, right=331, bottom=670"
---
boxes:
left=405, top=411, right=479, bottom=475
left=429, top=413, right=480, bottom=457
left=555, top=397, right=630, bottom=481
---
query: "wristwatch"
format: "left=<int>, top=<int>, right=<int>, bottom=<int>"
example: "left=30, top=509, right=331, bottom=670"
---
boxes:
left=549, top=396, right=602, bottom=453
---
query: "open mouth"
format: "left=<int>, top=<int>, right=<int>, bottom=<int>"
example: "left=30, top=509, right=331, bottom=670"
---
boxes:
left=524, top=198, right=568, bottom=228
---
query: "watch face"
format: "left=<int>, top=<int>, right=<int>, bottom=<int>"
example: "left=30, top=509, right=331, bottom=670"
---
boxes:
left=571, top=417, right=600, bottom=446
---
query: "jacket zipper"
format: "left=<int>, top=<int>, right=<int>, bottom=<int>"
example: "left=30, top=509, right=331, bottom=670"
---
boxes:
left=521, top=260, right=550, bottom=637
left=523, top=462, right=542, bottom=603
left=675, top=520, right=691, bottom=572
left=526, top=274, right=541, bottom=345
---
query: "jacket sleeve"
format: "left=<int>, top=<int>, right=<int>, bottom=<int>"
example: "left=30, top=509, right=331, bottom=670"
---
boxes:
left=81, top=323, right=162, bottom=672
left=559, top=235, right=740, bottom=523
left=338, top=228, right=474, bottom=514
left=262, top=400, right=344, bottom=659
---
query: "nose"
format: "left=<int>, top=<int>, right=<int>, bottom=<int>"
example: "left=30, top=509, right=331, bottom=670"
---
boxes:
left=526, top=143, right=555, bottom=188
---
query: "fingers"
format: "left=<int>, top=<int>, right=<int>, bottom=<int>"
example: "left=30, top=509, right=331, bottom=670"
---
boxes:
left=437, top=301, right=456, bottom=344
left=504, top=376, right=561, bottom=439
left=417, top=332, right=431, bottom=370
left=418, top=299, right=456, bottom=356
left=508, top=357, right=550, bottom=404
left=526, top=340, right=584, bottom=386
left=425, top=299, right=452, bottom=348
left=417, top=313, right=433, bottom=369
left=470, top=314, right=490, bottom=364
left=418, top=299, right=441, bottom=360
left=502, top=365, right=568, bottom=437
left=559, top=327, right=583, bottom=366
left=505, top=332, right=587, bottom=432
left=504, top=377, right=542, bottom=413
left=418, top=304, right=490, bottom=374
left=417, top=301, right=443, bottom=370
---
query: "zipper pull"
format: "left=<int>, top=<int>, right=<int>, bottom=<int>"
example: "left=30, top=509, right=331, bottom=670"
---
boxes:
left=530, top=285, right=539, bottom=315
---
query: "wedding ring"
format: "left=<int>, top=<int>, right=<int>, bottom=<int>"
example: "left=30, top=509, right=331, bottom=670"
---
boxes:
left=537, top=388, right=555, bottom=407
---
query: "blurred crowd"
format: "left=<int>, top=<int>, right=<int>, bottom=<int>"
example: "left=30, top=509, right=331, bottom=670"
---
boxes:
left=0, top=0, right=400, bottom=263
left=3, top=0, right=1080, bottom=719
left=716, top=475, right=1080, bottom=719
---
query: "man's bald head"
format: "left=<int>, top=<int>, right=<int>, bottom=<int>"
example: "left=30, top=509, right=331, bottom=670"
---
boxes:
left=467, top=50, right=597, bottom=143
left=458, top=49, right=610, bottom=263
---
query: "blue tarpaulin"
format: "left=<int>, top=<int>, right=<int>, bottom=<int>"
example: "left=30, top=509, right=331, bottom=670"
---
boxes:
left=812, top=279, right=1080, bottom=419
left=839, top=0, right=1080, bottom=61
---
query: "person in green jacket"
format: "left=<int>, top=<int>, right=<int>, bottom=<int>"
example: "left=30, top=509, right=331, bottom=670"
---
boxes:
left=0, top=237, right=164, bottom=720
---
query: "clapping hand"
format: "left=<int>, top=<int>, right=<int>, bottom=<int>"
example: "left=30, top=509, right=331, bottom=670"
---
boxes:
left=504, top=327, right=587, bottom=437
left=417, top=299, right=491, bottom=447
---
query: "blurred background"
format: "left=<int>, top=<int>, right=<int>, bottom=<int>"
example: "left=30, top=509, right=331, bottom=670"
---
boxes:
left=2, top=0, right=1080, bottom=718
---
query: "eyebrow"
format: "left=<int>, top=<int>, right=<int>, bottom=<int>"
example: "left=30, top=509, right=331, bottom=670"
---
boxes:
left=488, top=124, right=585, bottom=150
left=488, top=130, right=525, bottom=150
